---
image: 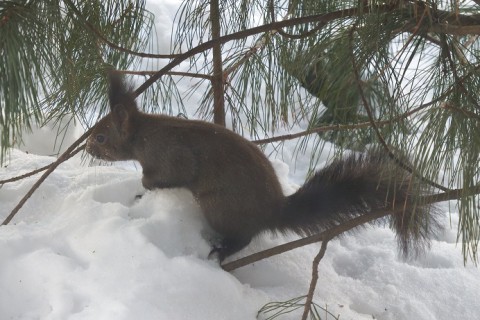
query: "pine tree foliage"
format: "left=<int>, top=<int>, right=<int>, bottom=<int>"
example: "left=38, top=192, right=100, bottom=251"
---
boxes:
left=0, top=0, right=157, bottom=161
left=174, top=0, right=480, bottom=262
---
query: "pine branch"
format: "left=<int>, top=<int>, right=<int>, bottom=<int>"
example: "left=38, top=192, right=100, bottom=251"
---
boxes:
left=268, top=0, right=327, bottom=40
left=0, top=145, right=84, bottom=186
left=422, top=184, right=480, bottom=203
left=221, top=208, right=389, bottom=272
left=221, top=185, right=477, bottom=272
left=442, top=102, right=480, bottom=121
left=116, top=69, right=212, bottom=80
left=301, top=239, right=329, bottom=320
left=253, top=102, right=434, bottom=145
left=1, top=131, right=91, bottom=226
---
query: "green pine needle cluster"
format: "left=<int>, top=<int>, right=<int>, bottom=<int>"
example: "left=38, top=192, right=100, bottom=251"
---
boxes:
left=258, top=296, right=340, bottom=320
left=0, top=0, right=154, bottom=161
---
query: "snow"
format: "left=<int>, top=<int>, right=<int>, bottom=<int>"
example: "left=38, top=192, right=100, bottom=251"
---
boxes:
left=1, top=147, right=479, bottom=320
left=1, top=1, right=480, bottom=319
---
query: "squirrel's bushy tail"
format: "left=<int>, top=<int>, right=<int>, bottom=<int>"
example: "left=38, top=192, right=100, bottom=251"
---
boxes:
left=279, top=150, right=440, bottom=256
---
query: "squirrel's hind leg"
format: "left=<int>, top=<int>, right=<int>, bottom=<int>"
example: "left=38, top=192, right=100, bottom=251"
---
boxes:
left=208, top=236, right=252, bottom=263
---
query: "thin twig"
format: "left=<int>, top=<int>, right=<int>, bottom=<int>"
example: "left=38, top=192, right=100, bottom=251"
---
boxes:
left=422, top=184, right=480, bottom=203
left=0, top=145, right=85, bottom=186
left=223, top=0, right=290, bottom=80
left=1, top=129, right=92, bottom=225
left=268, top=0, right=326, bottom=40
left=301, top=238, right=330, bottom=320
left=222, top=0, right=324, bottom=81
left=116, top=70, right=213, bottom=80
left=223, top=44, right=263, bottom=80
left=253, top=102, right=433, bottom=145
left=442, top=102, right=480, bottom=121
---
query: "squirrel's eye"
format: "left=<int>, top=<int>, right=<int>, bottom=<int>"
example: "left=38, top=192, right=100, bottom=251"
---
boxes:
left=96, top=134, right=106, bottom=144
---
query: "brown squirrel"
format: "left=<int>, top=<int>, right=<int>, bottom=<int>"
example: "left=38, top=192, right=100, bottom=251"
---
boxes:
left=86, top=74, right=438, bottom=262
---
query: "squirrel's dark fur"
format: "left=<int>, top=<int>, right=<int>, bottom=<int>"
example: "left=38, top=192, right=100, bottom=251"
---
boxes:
left=86, top=74, right=439, bottom=261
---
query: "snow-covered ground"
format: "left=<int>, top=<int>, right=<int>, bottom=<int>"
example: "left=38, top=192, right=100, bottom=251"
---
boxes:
left=1, top=1, right=480, bottom=319
left=1, top=146, right=479, bottom=320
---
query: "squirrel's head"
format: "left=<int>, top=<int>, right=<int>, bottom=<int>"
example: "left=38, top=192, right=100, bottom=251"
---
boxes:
left=86, top=73, right=139, bottom=161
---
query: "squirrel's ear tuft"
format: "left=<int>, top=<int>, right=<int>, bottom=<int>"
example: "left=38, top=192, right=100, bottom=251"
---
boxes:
left=108, top=72, right=127, bottom=96
left=107, top=71, right=138, bottom=114
left=111, top=103, right=131, bottom=137
left=107, top=71, right=139, bottom=137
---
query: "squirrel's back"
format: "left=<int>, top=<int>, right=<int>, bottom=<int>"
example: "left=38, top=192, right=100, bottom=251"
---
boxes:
left=151, top=115, right=287, bottom=244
